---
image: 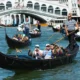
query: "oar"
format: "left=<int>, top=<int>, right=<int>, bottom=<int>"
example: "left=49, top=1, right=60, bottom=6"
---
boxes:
left=54, top=36, right=65, bottom=44
left=54, top=29, right=79, bottom=44
left=47, top=33, right=56, bottom=41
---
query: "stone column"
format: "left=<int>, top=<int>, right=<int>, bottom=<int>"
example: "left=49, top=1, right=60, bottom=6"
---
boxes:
left=13, top=14, right=17, bottom=26
left=10, top=14, right=13, bottom=25
left=23, top=14, right=26, bottom=23
left=18, top=14, right=21, bottom=24
left=28, top=16, right=31, bottom=30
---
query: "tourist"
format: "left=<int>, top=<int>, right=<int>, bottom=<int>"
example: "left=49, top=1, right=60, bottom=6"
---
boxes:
left=64, top=13, right=79, bottom=50
left=33, top=28, right=39, bottom=34
left=33, top=45, right=43, bottom=59
left=21, top=36, right=29, bottom=42
left=43, top=44, right=52, bottom=59
left=55, top=46, right=64, bottom=57
left=50, top=44, right=64, bottom=58
left=50, top=44, right=56, bottom=58
left=12, top=35, right=18, bottom=40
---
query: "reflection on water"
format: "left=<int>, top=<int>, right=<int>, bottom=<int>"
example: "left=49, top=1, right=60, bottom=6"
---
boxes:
left=0, top=27, right=79, bottom=80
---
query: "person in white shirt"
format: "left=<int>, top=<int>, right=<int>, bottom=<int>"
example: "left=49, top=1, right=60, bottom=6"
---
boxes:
left=43, top=44, right=52, bottom=59
left=23, top=18, right=30, bottom=37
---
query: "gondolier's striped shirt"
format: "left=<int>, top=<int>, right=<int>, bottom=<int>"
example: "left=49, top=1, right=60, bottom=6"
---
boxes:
left=64, top=19, right=76, bottom=31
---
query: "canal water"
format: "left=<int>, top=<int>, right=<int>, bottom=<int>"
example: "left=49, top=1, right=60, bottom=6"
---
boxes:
left=0, top=27, right=80, bottom=80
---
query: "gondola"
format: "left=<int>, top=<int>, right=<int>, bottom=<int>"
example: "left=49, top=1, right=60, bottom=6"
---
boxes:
left=29, top=31, right=41, bottom=38
left=52, top=27, right=60, bottom=32
left=75, top=34, right=80, bottom=41
left=5, top=34, right=31, bottom=48
left=0, top=43, right=79, bottom=70
left=51, top=24, right=61, bottom=32
left=48, top=25, right=53, bottom=27
left=74, top=31, right=80, bottom=41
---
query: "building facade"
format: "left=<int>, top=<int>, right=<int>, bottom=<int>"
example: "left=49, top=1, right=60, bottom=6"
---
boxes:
left=0, top=0, right=79, bottom=26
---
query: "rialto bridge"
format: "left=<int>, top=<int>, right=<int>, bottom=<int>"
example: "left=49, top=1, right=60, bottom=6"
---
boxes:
left=0, top=0, right=69, bottom=26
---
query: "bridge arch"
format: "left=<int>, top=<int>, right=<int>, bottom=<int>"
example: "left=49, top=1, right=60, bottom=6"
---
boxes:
left=19, top=13, right=47, bottom=23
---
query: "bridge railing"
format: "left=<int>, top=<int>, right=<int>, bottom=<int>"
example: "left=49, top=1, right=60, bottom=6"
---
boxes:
left=0, top=6, right=67, bottom=19
left=0, top=6, right=65, bottom=16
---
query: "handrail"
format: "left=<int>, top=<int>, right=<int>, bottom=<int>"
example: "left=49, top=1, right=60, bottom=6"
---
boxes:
left=0, top=7, right=67, bottom=19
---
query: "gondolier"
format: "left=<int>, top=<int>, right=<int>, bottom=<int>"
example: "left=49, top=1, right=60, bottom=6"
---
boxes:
left=64, top=13, right=79, bottom=50
left=23, top=18, right=30, bottom=37
left=37, top=20, right=41, bottom=31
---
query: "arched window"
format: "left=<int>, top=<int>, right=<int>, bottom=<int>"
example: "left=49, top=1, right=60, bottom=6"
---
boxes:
left=34, top=2, right=40, bottom=10
left=6, top=1, right=12, bottom=9
left=48, top=5, right=53, bottom=13
left=0, top=3, right=5, bottom=10
left=41, top=4, right=46, bottom=12
left=55, top=7, right=60, bottom=15
left=27, top=1, right=33, bottom=8
left=62, top=9, right=67, bottom=16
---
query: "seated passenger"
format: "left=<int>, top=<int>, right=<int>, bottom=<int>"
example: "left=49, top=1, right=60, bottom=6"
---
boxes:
left=33, top=45, right=43, bottom=59
left=17, top=34, right=22, bottom=41
left=55, top=46, right=64, bottom=57
left=13, top=35, right=18, bottom=40
left=33, top=30, right=38, bottom=34
left=33, top=28, right=39, bottom=34
left=22, top=36, right=29, bottom=42
left=43, top=44, right=52, bottom=59
left=50, top=44, right=57, bottom=58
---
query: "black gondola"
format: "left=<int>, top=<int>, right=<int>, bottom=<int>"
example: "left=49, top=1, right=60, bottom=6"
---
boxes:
left=29, top=32, right=41, bottom=38
left=0, top=43, right=79, bottom=70
left=75, top=34, right=80, bottom=41
left=5, top=34, right=31, bottom=48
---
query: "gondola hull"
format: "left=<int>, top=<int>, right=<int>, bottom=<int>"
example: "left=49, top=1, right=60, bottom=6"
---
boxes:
left=6, top=34, right=31, bottom=48
left=0, top=44, right=79, bottom=70
left=75, top=35, right=80, bottom=41
left=29, top=32, right=41, bottom=38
